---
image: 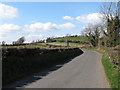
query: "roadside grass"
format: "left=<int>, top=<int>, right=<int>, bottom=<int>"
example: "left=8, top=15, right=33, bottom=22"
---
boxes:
left=102, top=53, right=119, bottom=89
left=95, top=48, right=119, bottom=89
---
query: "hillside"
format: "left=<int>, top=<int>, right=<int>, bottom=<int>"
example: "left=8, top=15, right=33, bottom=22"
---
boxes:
left=53, top=36, right=89, bottom=42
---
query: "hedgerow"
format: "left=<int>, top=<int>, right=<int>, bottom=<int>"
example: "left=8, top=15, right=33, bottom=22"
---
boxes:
left=2, top=48, right=83, bottom=86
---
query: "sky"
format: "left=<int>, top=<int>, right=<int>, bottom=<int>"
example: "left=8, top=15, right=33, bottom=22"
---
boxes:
left=0, top=2, right=104, bottom=44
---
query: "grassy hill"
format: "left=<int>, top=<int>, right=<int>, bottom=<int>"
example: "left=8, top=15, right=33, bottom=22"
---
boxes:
left=53, top=36, right=89, bottom=42
left=2, top=36, right=90, bottom=49
left=46, top=36, right=90, bottom=48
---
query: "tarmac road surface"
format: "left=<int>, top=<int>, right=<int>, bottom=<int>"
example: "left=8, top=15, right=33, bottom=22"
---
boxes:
left=6, top=50, right=110, bottom=88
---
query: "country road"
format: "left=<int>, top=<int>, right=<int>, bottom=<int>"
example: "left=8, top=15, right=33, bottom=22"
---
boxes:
left=6, top=50, right=110, bottom=88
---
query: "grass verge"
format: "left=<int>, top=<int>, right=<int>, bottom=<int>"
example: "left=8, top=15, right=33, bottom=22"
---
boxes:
left=101, top=52, right=119, bottom=89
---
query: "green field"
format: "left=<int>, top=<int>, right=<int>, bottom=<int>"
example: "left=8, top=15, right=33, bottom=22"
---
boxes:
left=53, top=36, right=89, bottom=42
left=2, top=36, right=90, bottom=49
left=2, top=44, right=47, bottom=49
left=47, top=42, right=85, bottom=47
left=2, top=42, right=82, bottom=49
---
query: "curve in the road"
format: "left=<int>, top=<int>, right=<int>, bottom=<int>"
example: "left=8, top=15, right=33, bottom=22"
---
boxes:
left=5, top=50, right=110, bottom=88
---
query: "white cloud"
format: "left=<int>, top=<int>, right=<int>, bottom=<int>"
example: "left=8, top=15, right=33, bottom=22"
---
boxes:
left=0, top=24, right=20, bottom=35
left=24, top=22, right=58, bottom=32
left=0, top=24, right=21, bottom=43
left=0, top=23, right=45, bottom=43
left=0, top=4, right=18, bottom=19
left=76, top=13, right=103, bottom=24
left=70, top=33, right=81, bottom=36
left=59, top=23, right=76, bottom=29
left=53, top=35, right=63, bottom=38
left=0, top=22, right=76, bottom=44
left=25, top=34, right=44, bottom=43
left=63, top=16, right=74, bottom=20
left=24, top=22, right=76, bottom=32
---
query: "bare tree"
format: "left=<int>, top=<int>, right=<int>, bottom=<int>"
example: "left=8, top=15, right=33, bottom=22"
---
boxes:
left=100, top=2, right=119, bottom=47
left=100, top=2, right=118, bottom=21
left=83, top=24, right=103, bottom=47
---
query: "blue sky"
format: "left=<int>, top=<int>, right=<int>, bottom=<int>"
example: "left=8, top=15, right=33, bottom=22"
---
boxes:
left=0, top=2, right=103, bottom=44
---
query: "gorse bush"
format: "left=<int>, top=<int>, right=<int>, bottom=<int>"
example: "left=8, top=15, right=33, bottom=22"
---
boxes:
left=2, top=48, right=83, bottom=86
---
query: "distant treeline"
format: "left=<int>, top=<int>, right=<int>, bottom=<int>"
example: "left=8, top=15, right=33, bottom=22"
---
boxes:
left=1, top=43, right=32, bottom=46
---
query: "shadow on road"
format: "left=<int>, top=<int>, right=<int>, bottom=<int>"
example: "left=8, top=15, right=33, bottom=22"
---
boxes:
left=5, top=52, right=84, bottom=88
